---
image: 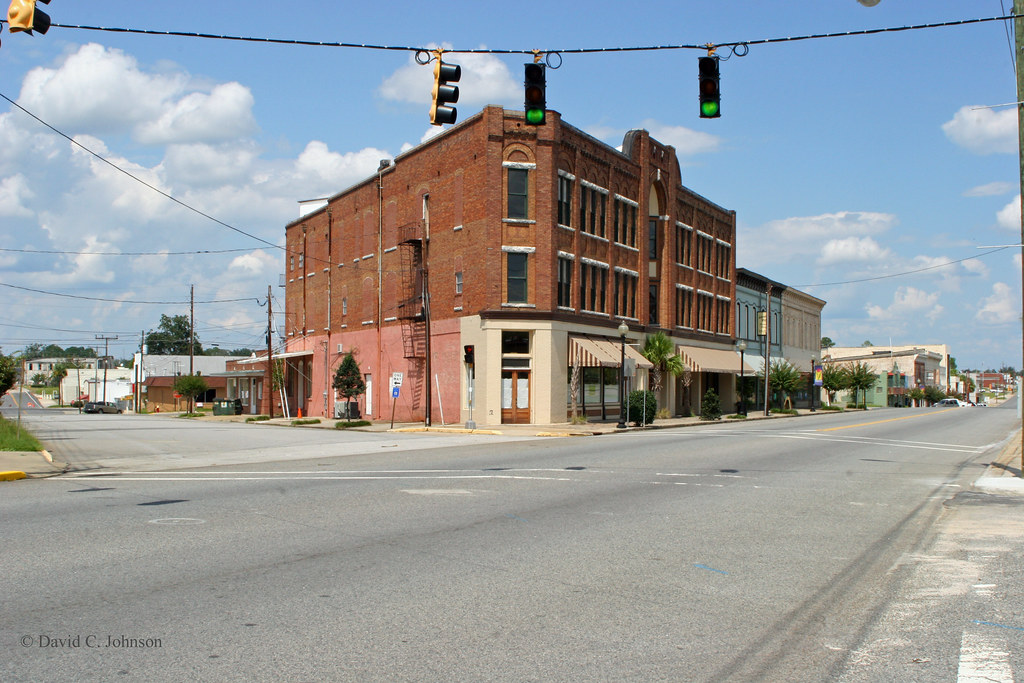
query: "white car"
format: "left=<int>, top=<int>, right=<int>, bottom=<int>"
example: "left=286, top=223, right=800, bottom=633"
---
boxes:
left=936, top=398, right=967, bottom=407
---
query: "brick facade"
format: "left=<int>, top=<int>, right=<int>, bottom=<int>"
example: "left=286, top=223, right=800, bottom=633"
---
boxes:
left=280, top=106, right=738, bottom=425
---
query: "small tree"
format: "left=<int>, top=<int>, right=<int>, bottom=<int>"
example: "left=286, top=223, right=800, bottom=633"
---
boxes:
left=700, top=388, right=722, bottom=421
left=821, top=363, right=849, bottom=406
left=641, top=331, right=683, bottom=395
left=173, top=374, right=208, bottom=413
left=923, top=385, right=945, bottom=405
left=333, top=353, right=366, bottom=418
left=844, top=361, right=878, bottom=408
left=765, top=359, right=802, bottom=409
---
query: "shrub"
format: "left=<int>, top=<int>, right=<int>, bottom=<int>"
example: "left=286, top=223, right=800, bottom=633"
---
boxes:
left=624, top=389, right=657, bottom=426
left=246, top=415, right=270, bottom=422
left=727, top=413, right=747, bottom=420
left=821, top=405, right=843, bottom=411
left=291, top=418, right=321, bottom=426
left=335, top=420, right=372, bottom=429
left=655, top=408, right=671, bottom=420
left=700, top=388, right=722, bottom=421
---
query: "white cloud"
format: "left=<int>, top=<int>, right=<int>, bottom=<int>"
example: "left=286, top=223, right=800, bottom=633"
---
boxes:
left=0, top=174, right=34, bottom=217
left=292, top=141, right=391, bottom=191
left=996, top=194, right=1021, bottom=231
left=378, top=48, right=518, bottom=106
left=739, top=211, right=897, bottom=270
left=818, top=236, right=890, bottom=265
left=942, top=105, right=1017, bottom=155
left=976, top=282, right=1019, bottom=324
left=865, top=287, right=943, bottom=322
left=228, top=250, right=278, bottom=276
left=964, top=181, right=1015, bottom=197
left=18, top=43, right=185, bottom=136
left=135, top=82, right=257, bottom=145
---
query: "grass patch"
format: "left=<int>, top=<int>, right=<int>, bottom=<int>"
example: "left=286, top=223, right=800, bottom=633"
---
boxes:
left=178, top=412, right=205, bottom=418
left=246, top=415, right=270, bottom=422
left=727, top=413, right=747, bottom=419
left=291, top=418, right=321, bottom=426
left=335, top=420, right=371, bottom=429
left=820, top=405, right=843, bottom=411
left=770, top=408, right=798, bottom=415
left=0, top=415, right=44, bottom=451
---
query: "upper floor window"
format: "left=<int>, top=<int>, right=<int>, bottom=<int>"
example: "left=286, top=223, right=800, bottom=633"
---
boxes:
left=506, top=252, right=528, bottom=303
left=557, top=174, right=573, bottom=226
left=507, top=168, right=529, bottom=219
left=557, top=256, right=573, bottom=308
left=613, top=197, right=638, bottom=247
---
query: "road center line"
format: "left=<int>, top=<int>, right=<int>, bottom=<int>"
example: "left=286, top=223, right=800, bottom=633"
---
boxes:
left=818, top=408, right=959, bottom=431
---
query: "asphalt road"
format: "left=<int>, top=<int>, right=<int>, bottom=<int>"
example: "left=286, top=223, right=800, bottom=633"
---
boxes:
left=2, top=403, right=1021, bottom=681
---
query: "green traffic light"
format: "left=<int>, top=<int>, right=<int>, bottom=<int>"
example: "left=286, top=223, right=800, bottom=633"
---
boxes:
left=700, top=101, right=719, bottom=118
left=525, top=108, right=545, bottom=125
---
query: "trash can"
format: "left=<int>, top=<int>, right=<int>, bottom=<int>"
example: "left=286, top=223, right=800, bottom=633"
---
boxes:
left=213, top=399, right=243, bottom=416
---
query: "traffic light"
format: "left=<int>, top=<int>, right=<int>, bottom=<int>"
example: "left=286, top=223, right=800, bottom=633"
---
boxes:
left=698, top=56, right=720, bottom=119
left=524, top=63, right=546, bottom=125
left=463, top=345, right=474, bottom=365
left=7, top=0, right=50, bottom=35
left=429, top=59, right=461, bottom=126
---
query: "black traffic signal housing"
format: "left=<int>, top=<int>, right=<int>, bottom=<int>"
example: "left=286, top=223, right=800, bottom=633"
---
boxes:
left=463, top=345, right=475, bottom=365
left=524, top=63, right=546, bottom=125
left=430, top=60, right=461, bottom=126
left=7, top=0, right=50, bottom=35
left=698, top=56, right=720, bottom=119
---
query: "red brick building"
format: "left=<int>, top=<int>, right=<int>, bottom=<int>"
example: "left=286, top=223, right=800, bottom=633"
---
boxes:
left=270, top=106, right=739, bottom=425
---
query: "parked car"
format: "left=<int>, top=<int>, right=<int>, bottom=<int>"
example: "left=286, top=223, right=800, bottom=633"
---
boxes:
left=83, top=401, right=122, bottom=414
left=936, top=398, right=967, bottom=407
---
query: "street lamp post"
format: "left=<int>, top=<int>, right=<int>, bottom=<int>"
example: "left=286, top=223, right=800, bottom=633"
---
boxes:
left=736, top=340, right=747, bottom=415
left=617, top=321, right=629, bottom=429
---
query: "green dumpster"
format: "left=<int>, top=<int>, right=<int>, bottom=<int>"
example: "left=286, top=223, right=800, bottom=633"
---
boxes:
left=213, top=398, right=243, bottom=416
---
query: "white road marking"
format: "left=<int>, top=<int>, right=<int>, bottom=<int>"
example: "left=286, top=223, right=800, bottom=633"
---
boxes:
left=957, top=630, right=1013, bottom=682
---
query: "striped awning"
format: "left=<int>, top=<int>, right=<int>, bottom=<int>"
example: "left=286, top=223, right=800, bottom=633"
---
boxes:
left=570, top=337, right=653, bottom=369
left=678, top=345, right=756, bottom=374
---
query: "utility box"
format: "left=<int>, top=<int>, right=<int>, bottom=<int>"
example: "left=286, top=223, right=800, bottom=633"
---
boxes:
left=213, top=398, right=243, bottom=416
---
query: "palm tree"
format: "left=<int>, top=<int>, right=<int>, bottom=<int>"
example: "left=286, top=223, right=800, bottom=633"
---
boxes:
left=763, top=359, right=802, bottom=409
left=641, top=332, right=683, bottom=394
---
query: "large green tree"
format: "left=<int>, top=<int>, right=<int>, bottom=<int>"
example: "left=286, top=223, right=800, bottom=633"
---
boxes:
left=147, top=314, right=202, bottom=355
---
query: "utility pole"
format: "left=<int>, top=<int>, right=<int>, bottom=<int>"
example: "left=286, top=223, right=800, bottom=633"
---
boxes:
left=1015, top=0, right=1024, bottom=475
left=266, top=285, right=275, bottom=419
left=189, top=284, right=195, bottom=376
left=95, top=334, right=117, bottom=403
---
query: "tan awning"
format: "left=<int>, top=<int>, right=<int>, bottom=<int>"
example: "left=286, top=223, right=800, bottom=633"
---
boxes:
left=678, top=345, right=756, bottom=374
left=570, top=337, right=653, bottom=369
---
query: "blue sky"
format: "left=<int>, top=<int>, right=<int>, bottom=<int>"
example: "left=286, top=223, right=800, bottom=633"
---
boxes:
left=0, top=0, right=1020, bottom=370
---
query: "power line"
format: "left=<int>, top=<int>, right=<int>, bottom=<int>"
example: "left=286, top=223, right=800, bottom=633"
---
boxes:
left=13, top=14, right=1016, bottom=55
left=796, top=246, right=1010, bottom=288
left=0, top=246, right=258, bottom=257
left=0, top=281, right=261, bottom=306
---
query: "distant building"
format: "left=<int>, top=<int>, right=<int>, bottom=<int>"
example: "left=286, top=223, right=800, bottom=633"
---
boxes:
left=822, top=346, right=945, bottom=407
left=734, top=269, right=825, bottom=410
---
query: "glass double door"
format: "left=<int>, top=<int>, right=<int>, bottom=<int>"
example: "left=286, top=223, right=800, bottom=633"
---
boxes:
left=501, top=370, right=530, bottom=424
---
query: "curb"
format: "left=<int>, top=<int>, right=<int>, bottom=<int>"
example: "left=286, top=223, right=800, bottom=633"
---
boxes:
left=0, top=471, right=27, bottom=481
